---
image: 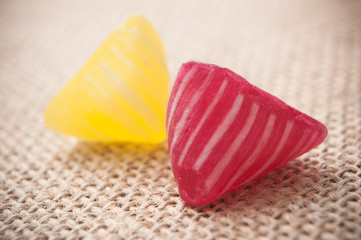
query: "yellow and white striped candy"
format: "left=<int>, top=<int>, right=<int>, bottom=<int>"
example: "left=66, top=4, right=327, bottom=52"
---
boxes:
left=44, top=15, right=169, bottom=143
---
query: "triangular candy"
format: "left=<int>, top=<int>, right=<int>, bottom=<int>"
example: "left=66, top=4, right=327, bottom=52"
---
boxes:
left=44, top=15, right=169, bottom=143
left=166, top=61, right=327, bottom=206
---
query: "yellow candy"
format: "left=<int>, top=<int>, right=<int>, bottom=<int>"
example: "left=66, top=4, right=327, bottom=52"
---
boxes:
left=44, top=15, right=169, bottom=143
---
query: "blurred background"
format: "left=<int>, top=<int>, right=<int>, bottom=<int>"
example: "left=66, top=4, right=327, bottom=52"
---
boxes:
left=1, top=0, right=360, bottom=114
left=1, top=0, right=360, bottom=239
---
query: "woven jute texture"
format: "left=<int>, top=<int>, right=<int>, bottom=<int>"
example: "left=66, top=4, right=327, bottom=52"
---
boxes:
left=1, top=0, right=361, bottom=239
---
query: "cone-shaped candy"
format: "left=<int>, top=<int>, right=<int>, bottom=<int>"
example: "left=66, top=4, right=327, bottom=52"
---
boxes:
left=167, top=61, right=327, bottom=206
left=44, top=15, right=169, bottom=143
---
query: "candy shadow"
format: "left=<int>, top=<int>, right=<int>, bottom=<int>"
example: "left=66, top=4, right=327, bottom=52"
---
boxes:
left=61, top=140, right=178, bottom=200
left=63, top=140, right=171, bottom=175
left=186, top=155, right=334, bottom=214
left=61, top=141, right=332, bottom=218
left=66, top=140, right=169, bottom=164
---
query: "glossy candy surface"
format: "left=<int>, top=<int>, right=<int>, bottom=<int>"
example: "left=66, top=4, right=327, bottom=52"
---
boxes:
left=44, top=15, right=169, bottom=143
left=166, top=62, right=327, bottom=206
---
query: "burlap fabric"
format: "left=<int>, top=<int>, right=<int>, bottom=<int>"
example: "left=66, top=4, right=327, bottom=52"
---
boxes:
left=1, top=0, right=360, bottom=239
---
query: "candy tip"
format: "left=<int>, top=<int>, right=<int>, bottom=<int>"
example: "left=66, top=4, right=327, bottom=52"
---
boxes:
left=176, top=165, right=207, bottom=206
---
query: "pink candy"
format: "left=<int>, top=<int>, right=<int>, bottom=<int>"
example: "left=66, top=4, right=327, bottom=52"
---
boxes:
left=166, top=61, right=327, bottom=206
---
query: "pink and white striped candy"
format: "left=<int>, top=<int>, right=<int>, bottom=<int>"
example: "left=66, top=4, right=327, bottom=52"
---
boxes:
left=166, top=61, right=327, bottom=206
